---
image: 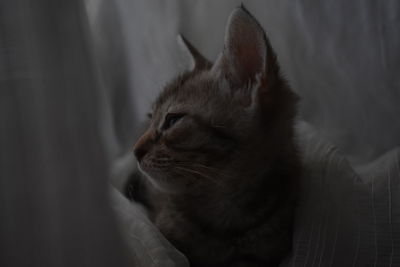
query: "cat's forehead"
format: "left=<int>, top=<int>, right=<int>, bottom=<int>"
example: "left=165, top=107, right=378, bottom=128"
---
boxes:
left=152, top=70, right=217, bottom=113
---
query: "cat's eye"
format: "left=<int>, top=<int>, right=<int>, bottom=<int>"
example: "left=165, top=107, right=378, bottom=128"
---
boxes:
left=162, top=113, right=185, bottom=130
left=147, top=112, right=153, bottom=119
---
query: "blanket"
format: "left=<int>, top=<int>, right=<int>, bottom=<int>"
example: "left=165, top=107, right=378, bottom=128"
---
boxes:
left=111, top=122, right=400, bottom=266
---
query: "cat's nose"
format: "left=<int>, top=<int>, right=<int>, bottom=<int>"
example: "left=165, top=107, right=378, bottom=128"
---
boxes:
left=133, top=130, right=153, bottom=162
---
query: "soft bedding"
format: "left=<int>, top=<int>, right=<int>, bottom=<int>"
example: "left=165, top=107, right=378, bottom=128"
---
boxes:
left=111, top=122, right=400, bottom=266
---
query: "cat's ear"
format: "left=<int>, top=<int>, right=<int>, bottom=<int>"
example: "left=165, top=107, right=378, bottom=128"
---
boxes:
left=212, top=5, right=272, bottom=91
left=178, top=34, right=211, bottom=71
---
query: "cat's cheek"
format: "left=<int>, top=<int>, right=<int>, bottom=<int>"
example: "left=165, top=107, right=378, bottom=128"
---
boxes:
left=163, top=132, right=195, bottom=151
left=163, top=125, right=190, bottom=143
left=164, top=128, right=211, bottom=150
left=162, top=118, right=202, bottom=145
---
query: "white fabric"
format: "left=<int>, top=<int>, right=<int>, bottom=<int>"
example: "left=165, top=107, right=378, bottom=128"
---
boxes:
left=111, top=187, right=189, bottom=267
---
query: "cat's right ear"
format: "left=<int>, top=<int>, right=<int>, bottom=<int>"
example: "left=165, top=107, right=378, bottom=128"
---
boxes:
left=178, top=34, right=211, bottom=71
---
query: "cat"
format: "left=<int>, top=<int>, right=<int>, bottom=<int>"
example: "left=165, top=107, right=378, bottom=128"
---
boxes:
left=127, top=5, right=301, bottom=267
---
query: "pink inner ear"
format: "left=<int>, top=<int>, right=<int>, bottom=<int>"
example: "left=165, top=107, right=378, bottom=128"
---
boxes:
left=223, top=8, right=267, bottom=84
left=231, top=40, right=264, bottom=81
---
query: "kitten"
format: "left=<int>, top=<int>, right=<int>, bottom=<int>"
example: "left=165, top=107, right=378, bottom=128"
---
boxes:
left=128, top=5, right=300, bottom=267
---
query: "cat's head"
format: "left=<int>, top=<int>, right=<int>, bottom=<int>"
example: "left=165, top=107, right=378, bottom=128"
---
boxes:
left=134, top=6, right=298, bottom=193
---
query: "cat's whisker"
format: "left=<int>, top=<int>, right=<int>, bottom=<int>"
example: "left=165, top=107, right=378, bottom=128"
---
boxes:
left=173, top=166, right=227, bottom=189
left=174, top=166, right=214, bottom=180
left=174, top=164, right=227, bottom=181
left=175, top=162, right=233, bottom=180
left=189, top=163, right=232, bottom=177
left=174, top=166, right=242, bottom=212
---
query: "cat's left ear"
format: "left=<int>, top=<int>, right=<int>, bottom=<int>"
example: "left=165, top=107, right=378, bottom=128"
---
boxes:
left=178, top=34, right=211, bottom=71
left=212, top=6, right=277, bottom=99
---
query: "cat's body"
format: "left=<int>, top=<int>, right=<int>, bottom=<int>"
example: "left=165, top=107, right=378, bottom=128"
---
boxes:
left=127, top=6, right=301, bottom=267
left=150, top=161, right=298, bottom=267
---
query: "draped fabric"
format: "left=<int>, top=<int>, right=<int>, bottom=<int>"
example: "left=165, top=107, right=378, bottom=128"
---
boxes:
left=0, top=1, right=132, bottom=266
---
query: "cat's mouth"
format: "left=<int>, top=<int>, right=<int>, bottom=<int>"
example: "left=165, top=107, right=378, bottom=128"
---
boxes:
left=138, top=157, right=170, bottom=177
left=137, top=160, right=161, bottom=177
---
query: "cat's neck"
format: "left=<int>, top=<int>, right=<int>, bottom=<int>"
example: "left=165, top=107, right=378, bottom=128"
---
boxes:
left=169, top=165, right=295, bottom=234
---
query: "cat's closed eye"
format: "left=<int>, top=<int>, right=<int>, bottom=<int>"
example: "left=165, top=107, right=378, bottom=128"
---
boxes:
left=162, top=113, right=185, bottom=130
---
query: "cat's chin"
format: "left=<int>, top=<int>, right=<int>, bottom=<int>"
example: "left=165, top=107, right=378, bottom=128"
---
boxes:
left=138, top=163, right=186, bottom=194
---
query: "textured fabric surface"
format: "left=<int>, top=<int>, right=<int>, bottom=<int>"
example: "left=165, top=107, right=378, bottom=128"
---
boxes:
left=111, top=187, right=189, bottom=267
left=285, top=123, right=400, bottom=267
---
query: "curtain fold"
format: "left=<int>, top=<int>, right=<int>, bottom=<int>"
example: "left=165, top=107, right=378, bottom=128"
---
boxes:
left=0, top=1, right=132, bottom=266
